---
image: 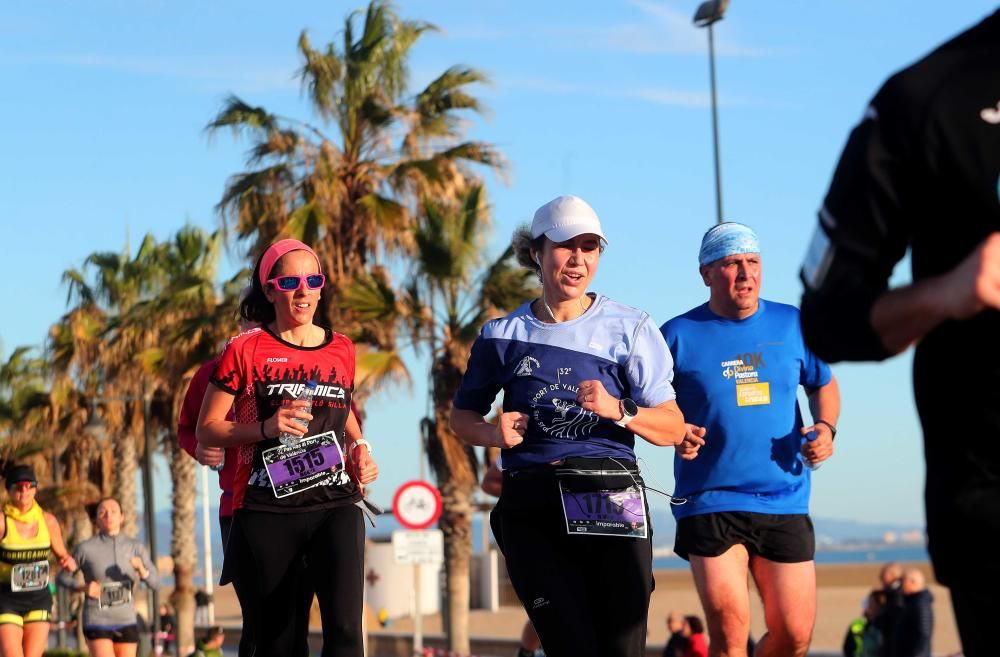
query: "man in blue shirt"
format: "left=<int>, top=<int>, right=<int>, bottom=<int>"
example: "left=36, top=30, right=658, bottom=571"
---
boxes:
left=660, top=223, right=840, bottom=657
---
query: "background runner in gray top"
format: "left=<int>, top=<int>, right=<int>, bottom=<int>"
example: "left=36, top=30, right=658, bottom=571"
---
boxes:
left=57, top=498, right=158, bottom=629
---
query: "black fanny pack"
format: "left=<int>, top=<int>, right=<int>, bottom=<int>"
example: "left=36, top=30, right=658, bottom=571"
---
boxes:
left=501, top=457, right=642, bottom=508
left=553, top=457, right=643, bottom=493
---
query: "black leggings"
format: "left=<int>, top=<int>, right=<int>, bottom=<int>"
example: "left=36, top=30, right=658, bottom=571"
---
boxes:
left=492, top=464, right=654, bottom=657
left=230, top=505, right=364, bottom=657
left=222, top=514, right=314, bottom=657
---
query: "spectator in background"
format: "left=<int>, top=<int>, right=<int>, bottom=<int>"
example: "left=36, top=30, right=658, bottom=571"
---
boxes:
left=891, top=570, right=932, bottom=657
left=189, top=625, right=225, bottom=657
left=663, top=610, right=688, bottom=657
left=843, top=593, right=884, bottom=657
left=871, top=563, right=904, bottom=657
left=158, top=603, right=176, bottom=656
left=682, top=616, right=708, bottom=657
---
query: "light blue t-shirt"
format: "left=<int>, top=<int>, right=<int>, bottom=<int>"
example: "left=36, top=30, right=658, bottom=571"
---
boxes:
left=659, top=299, right=831, bottom=518
left=454, top=294, right=677, bottom=468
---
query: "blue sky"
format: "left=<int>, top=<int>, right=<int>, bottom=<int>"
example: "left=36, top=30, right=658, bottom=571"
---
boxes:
left=2, top=1, right=996, bottom=526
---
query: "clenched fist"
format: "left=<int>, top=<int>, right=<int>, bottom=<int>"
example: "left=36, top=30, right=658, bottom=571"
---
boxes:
left=494, top=411, right=529, bottom=448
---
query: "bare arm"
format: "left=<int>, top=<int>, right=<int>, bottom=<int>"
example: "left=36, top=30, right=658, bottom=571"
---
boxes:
left=802, top=375, right=841, bottom=466
left=871, top=233, right=1000, bottom=354
left=197, top=384, right=311, bottom=448
left=345, top=409, right=363, bottom=443
left=450, top=408, right=526, bottom=449
left=44, top=513, right=76, bottom=571
left=481, top=462, right=503, bottom=497
left=344, top=410, right=378, bottom=488
left=618, top=400, right=686, bottom=447
left=576, top=380, right=686, bottom=446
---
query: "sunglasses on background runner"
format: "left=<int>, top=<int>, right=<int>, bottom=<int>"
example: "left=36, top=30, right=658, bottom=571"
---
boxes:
left=8, top=482, right=36, bottom=492
left=267, top=274, right=326, bottom=291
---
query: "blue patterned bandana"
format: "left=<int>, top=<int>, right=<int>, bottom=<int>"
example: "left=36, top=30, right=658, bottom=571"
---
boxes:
left=698, top=222, right=760, bottom=266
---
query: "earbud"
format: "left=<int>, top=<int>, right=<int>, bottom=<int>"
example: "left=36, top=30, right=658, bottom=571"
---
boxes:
left=533, top=253, right=541, bottom=266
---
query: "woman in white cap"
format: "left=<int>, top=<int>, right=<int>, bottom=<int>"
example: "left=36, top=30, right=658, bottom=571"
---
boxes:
left=450, top=195, right=687, bottom=657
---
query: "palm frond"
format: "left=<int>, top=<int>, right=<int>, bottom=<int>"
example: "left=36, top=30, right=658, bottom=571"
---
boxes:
left=297, top=31, right=344, bottom=119
left=205, top=94, right=278, bottom=136
left=339, top=269, right=399, bottom=323
left=354, top=345, right=411, bottom=396
left=285, top=201, right=330, bottom=246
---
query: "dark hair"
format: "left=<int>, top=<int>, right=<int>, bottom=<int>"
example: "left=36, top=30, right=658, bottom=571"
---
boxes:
left=239, top=253, right=277, bottom=324
left=240, top=246, right=330, bottom=326
left=97, top=497, right=122, bottom=513
left=685, top=615, right=704, bottom=634
left=511, top=224, right=545, bottom=279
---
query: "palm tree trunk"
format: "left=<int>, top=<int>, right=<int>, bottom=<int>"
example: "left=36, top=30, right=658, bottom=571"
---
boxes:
left=426, top=354, right=478, bottom=655
left=166, top=437, right=198, bottom=657
left=439, top=480, right=473, bottom=655
left=114, top=430, right=140, bottom=537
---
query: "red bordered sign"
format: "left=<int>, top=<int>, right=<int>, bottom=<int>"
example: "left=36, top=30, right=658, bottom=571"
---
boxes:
left=392, top=480, right=442, bottom=530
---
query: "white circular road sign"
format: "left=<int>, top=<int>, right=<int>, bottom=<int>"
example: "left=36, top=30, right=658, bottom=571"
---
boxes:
left=392, top=480, right=442, bottom=530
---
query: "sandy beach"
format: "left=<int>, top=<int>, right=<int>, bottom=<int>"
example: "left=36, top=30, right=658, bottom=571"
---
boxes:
left=205, top=561, right=959, bottom=655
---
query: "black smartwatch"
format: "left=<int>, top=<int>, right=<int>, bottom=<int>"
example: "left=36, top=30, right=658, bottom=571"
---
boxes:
left=614, top=398, right=639, bottom=428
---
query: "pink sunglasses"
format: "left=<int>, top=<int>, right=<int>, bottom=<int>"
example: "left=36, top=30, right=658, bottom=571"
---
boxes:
left=267, top=273, right=326, bottom=291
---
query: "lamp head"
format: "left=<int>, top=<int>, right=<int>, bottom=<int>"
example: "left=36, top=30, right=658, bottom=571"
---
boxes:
left=693, top=0, right=729, bottom=27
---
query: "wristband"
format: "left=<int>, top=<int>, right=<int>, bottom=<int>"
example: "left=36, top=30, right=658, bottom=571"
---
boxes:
left=815, top=419, right=837, bottom=439
left=349, top=438, right=373, bottom=456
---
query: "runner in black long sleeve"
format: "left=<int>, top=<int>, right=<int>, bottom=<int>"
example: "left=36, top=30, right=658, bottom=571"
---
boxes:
left=798, top=10, right=1000, bottom=657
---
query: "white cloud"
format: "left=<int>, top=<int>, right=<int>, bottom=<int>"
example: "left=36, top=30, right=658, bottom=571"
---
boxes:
left=7, top=52, right=299, bottom=93
left=608, top=0, right=760, bottom=56
left=444, top=1, right=761, bottom=58
left=630, top=87, right=713, bottom=108
left=500, top=76, right=749, bottom=109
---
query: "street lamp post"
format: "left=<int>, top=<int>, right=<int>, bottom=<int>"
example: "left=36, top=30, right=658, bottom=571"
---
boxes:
left=693, top=0, right=730, bottom=225
left=84, top=397, right=161, bottom=650
left=140, top=393, right=162, bottom=653
left=51, top=450, right=67, bottom=649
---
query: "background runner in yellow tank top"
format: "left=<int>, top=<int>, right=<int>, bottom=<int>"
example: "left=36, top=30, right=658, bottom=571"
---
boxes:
left=0, top=465, right=76, bottom=657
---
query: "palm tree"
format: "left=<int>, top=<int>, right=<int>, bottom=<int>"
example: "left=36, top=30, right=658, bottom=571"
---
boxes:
left=61, top=235, right=166, bottom=537
left=46, top=296, right=118, bottom=540
left=126, top=226, right=235, bottom=655
left=0, top=346, right=50, bottom=442
left=205, top=0, right=501, bottom=405
left=405, top=184, right=537, bottom=652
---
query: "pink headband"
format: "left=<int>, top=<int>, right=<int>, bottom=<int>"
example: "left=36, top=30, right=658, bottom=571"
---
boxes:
left=258, top=239, right=322, bottom=287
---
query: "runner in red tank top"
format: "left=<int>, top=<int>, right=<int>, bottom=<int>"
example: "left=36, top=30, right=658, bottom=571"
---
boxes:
left=197, top=239, right=378, bottom=657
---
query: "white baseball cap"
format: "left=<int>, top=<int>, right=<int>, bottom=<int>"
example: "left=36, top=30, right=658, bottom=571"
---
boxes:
left=530, top=195, right=608, bottom=246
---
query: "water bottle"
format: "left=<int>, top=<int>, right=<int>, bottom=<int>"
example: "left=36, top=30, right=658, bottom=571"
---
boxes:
left=209, top=452, right=225, bottom=472
left=804, top=433, right=821, bottom=471
left=279, top=380, right=318, bottom=447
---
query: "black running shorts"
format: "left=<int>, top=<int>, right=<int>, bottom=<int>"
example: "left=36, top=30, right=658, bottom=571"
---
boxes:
left=84, top=624, right=139, bottom=643
left=674, top=511, right=815, bottom=563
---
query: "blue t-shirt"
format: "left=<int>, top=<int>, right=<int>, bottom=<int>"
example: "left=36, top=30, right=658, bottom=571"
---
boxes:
left=453, top=294, right=677, bottom=468
left=659, top=299, right=831, bottom=518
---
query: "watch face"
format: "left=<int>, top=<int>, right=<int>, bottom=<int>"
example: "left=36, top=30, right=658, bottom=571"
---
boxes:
left=622, top=398, right=639, bottom=417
